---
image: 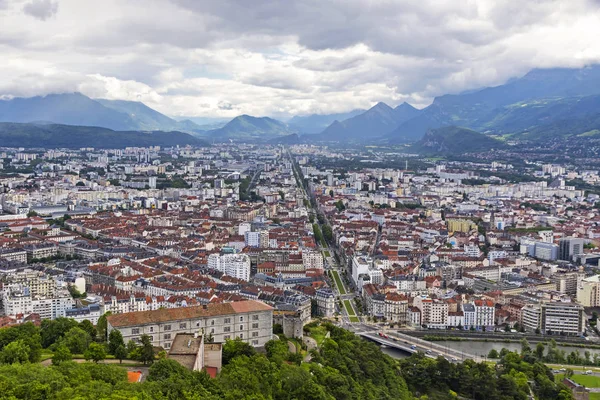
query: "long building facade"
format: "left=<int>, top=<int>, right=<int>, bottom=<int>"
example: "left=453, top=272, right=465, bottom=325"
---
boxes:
left=106, top=300, right=273, bottom=350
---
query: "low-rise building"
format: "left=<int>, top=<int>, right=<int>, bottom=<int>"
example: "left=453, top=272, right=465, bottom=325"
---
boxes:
left=106, top=300, right=273, bottom=350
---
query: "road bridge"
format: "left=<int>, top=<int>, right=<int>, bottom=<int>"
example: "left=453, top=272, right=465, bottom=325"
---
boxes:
left=357, top=331, right=482, bottom=363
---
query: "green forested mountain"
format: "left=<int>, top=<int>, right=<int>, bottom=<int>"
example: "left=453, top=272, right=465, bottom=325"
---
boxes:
left=410, top=126, right=505, bottom=154
left=0, top=122, right=207, bottom=148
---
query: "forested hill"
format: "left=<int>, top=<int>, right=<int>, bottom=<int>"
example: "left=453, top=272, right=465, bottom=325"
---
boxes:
left=0, top=320, right=576, bottom=399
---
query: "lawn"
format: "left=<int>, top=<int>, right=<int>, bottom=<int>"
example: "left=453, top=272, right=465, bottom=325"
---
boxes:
left=323, top=250, right=331, bottom=258
left=331, top=270, right=346, bottom=295
left=571, top=374, right=600, bottom=388
left=556, top=373, right=600, bottom=388
left=306, top=325, right=328, bottom=346
left=590, top=393, right=600, bottom=400
left=343, top=300, right=359, bottom=323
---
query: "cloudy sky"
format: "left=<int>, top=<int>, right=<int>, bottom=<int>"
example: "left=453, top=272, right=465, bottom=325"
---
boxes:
left=1, top=0, right=600, bottom=119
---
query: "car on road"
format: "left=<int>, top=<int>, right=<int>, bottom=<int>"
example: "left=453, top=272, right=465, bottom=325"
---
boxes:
left=426, top=350, right=432, bottom=354
left=585, top=370, right=593, bottom=375
left=411, top=345, right=417, bottom=350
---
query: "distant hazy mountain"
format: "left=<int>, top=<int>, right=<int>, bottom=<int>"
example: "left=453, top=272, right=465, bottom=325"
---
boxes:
left=207, top=115, right=293, bottom=141
left=97, top=99, right=204, bottom=132
left=0, top=122, right=207, bottom=149
left=318, top=102, right=421, bottom=141
left=410, top=126, right=504, bottom=155
left=0, top=93, right=207, bottom=133
left=0, top=93, right=137, bottom=131
left=288, top=109, right=365, bottom=134
left=384, top=65, right=600, bottom=143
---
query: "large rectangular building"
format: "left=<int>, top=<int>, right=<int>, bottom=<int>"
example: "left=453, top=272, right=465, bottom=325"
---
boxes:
left=106, top=300, right=273, bottom=350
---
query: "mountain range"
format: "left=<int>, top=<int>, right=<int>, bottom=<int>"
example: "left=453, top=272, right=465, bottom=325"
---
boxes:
left=317, top=102, right=421, bottom=142
left=0, top=93, right=205, bottom=133
left=3, top=65, right=600, bottom=149
left=410, top=126, right=505, bottom=155
left=0, top=122, right=207, bottom=149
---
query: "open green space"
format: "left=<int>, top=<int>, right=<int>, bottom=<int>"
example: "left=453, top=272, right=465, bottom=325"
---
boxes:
left=570, top=374, right=600, bottom=388
left=305, top=324, right=329, bottom=346
left=556, top=373, right=600, bottom=388
left=323, top=250, right=331, bottom=258
left=343, top=300, right=360, bottom=323
left=331, top=270, right=346, bottom=295
left=590, top=393, right=600, bottom=400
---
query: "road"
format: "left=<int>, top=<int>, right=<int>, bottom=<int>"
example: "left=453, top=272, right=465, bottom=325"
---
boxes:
left=287, top=148, right=362, bottom=324
left=351, top=328, right=482, bottom=362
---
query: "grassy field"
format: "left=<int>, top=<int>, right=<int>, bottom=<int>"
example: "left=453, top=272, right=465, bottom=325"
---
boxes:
left=343, top=300, right=359, bottom=323
left=590, top=393, right=600, bottom=400
left=571, top=374, right=600, bottom=388
left=331, top=270, right=346, bottom=295
left=323, top=250, right=331, bottom=258
left=306, top=325, right=328, bottom=346
left=556, top=373, right=600, bottom=388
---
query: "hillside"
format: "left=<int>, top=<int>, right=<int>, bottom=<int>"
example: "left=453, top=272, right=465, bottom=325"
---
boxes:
left=207, top=115, right=292, bottom=141
left=0, top=123, right=207, bottom=149
left=384, top=65, right=600, bottom=143
left=410, top=126, right=505, bottom=154
left=318, top=102, right=421, bottom=141
left=0, top=93, right=137, bottom=131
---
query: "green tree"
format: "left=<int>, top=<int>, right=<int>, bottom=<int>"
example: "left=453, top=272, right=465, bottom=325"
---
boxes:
left=114, top=345, right=127, bottom=364
left=0, top=340, right=30, bottom=364
left=535, top=343, right=545, bottom=360
left=139, top=334, right=155, bottom=365
left=148, top=358, right=189, bottom=382
left=222, top=337, right=256, bottom=365
left=265, top=339, right=289, bottom=364
left=40, top=317, right=79, bottom=348
left=52, top=344, right=72, bottom=365
left=108, top=330, right=125, bottom=355
left=60, top=327, right=92, bottom=354
left=78, top=320, right=97, bottom=340
left=84, top=342, right=106, bottom=363
left=96, top=312, right=112, bottom=342
left=488, top=349, right=499, bottom=359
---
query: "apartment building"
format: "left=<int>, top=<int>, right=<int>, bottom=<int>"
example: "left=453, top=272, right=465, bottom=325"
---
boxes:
left=522, top=302, right=584, bottom=336
left=2, top=285, right=74, bottom=320
left=0, top=248, right=27, bottom=263
left=315, top=288, right=335, bottom=317
left=577, top=275, right=600, bottom=307
left=208, top=253, right=251, bottom=281
left=384, top=292, right=408, bottom=324
left=302, top=250, right=324, bottom=271
left=541, top=302, right=585, bottom=336
left=106, top=300, right=273, bottom=350
left=414, top=297, right=448, bottom=329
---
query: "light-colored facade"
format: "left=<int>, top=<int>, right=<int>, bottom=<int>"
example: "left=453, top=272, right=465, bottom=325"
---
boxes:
left=541, top=302, right=585, bottom=336
left=106, top=300, right=273, bottom=350
left=208, top=253, right=251, bottom=281
left=577, top=275, right=600, bottom=307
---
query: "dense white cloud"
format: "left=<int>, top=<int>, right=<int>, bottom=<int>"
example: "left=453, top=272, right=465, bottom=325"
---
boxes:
left=1, top=0, right=600, bottom=118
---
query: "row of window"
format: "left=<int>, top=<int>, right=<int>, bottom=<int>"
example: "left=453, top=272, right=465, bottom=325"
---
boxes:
left=130, top=316, right=263, bottom=335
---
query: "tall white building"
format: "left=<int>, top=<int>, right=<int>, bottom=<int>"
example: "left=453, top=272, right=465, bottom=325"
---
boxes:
left=2, top=285, right=74, bottom=320
left=208, top=253, right=251, bottom=281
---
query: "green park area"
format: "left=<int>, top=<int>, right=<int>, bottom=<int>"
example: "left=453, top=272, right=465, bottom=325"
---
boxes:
left=343, top=300, right=360, bottom=323
left=331, top=270, right=346, bottom=295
